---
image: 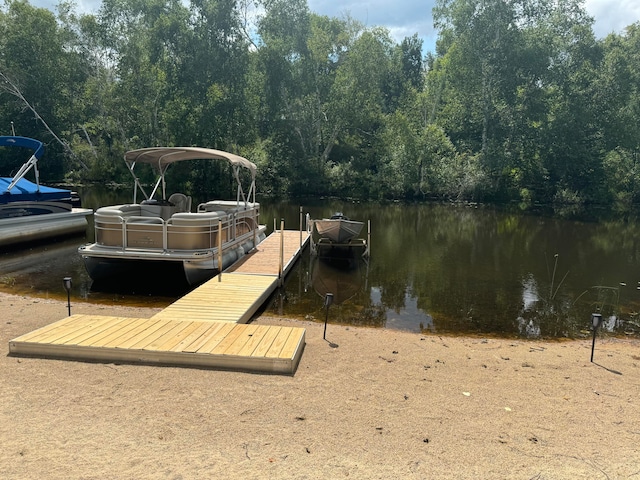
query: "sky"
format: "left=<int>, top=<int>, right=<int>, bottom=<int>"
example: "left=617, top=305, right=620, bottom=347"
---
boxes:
left=307, top=0, right=640, bottom=52
left=30, top=0, right=640, bottom=53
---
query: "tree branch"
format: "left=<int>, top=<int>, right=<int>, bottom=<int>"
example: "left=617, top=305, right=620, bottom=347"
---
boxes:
left=0, top=69, right=89, bottom=170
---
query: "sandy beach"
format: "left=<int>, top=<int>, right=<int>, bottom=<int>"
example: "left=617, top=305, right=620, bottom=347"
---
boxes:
left=1, top=291, right=639, bottom=479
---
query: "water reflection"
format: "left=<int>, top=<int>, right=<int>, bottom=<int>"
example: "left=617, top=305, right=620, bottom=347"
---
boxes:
left=2, top=189, right=640, bottom=338
left=265, top=200, right=640, bottom=338
left=0, top=236, right=178, bottom=308
left=370, top=287, right=434, bottom=332
left=310, top=257, right=364, bottom=305
left=517, top=275, right=542, bottom=337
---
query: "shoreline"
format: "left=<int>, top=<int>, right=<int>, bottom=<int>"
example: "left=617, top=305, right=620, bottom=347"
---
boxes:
left=1, top=291, right=639, bottom=478
left=1, top=285, right=623, bottom=341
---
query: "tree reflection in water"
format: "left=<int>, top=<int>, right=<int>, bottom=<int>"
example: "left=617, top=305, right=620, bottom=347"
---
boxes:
left=266, top=200, right=640, bottom=338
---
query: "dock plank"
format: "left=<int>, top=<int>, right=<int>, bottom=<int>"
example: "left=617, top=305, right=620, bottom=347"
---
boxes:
left=265, top=328, right=293, bottom=358
left=192, top=323, right=236, bottom=353
left=168, top=322, right=215, bottom=352
left=40, top=316, right=119, bottom=345
left=208, top=325, right=251, bottom=355
left=251, top=326, right=282, bottom=357
left=279, top=327, right=306, bottom=359
left=117, top=319, right=174, bottom=349
left=180, top=322, right=227, bottom=353
left=12, top=315, right=88, bottom=343
left=102, top=318, right=162, bottom=348
left=143, top=321, right=194, bottom=351
left=154, top=321, right=201, bottom=351
left=236, top=325, right=271, bottom=356
left=151, top=273, right=278, bottom=324
left=132, top=320, right=183, bottom=350
left=63, top=317, right=131, bottom=346
left=227, top=231, right=309, bottom=275
left=87, top=318, right=154, bottom=347
left=222, top=324, right=261, bottom=356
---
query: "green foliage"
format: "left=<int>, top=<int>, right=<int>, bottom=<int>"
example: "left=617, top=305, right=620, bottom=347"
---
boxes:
left=1, top=0, right=639, bottom=207
left=247, top=137, right=293, bottom=197
left=602, top=148, right=640, bottom=206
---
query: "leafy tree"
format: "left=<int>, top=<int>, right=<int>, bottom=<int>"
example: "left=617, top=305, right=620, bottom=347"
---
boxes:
left=2, top=0, right=640, bottom=206
left=429, top=0, right=611, bottom=204
left=252, top=0, right=317, bottom=195
left=0, top=0, right=91, bottom=177
left=596, top=24, right=640, bottom=204
left=539, top=1, right=603, bottom=204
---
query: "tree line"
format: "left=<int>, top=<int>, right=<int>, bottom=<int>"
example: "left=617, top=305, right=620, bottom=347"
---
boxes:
left=1, top=0, right=639, bottom=208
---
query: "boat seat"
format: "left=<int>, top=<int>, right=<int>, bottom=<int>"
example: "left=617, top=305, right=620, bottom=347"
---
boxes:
left=95, top=205, right=141, bottom=217
left=168, top=193, right=192, bottom=213
left=170, top=211, right=228, bottom=226
left=97, top=204, right=166, bottom=217
left=198, top=200, right=250, bottom=214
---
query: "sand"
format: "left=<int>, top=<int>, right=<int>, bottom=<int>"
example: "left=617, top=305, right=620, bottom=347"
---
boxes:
left=1, top=291, right=639, bottom=479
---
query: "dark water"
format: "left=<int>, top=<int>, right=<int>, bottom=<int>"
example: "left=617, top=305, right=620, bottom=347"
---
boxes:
left=2, top=186, right=639, bottom=338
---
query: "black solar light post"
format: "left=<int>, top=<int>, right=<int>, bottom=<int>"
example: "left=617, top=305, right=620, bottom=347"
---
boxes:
left=63, top=277, right=72, bottom=316
left=591, top=313, right=603, bottom=362
left=323, top=293, right=334, bottom=340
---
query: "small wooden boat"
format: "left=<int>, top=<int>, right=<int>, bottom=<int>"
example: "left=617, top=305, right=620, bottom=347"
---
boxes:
left=313, top=213, right=363, bottom=244
left=0, top=136, right=92, bottom=247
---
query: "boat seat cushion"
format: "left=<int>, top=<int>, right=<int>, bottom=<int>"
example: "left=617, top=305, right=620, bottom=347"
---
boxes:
left=96, top=205, right=140, bottom=216
left=96, top=205, right=140, bottom=215
left=96, top=204, right=170, bottom=218
left=171, top=211, right=227, bottom=226
left=198, top=200, right=253, bottom=214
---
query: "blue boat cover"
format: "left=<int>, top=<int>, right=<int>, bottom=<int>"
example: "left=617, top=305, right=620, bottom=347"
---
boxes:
left=1, top=136, right=71, bottom=203
left=0, top=177, right=71, bottom=203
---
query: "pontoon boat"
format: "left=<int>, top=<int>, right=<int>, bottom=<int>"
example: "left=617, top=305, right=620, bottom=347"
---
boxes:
left=78, top=146, right=266, bottom=285
left=1, top=136, right=92, bottom=247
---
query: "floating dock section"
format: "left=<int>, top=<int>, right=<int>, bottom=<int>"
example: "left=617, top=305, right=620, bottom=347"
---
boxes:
left=9, top=229, right=311, bottom=375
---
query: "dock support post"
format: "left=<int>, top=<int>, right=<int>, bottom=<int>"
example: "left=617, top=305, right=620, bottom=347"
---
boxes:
left=307, top=214, right=316, bottom=256
left=279, top=219, right=284, bottom=286
left=299, top=206, right=303, bottom=247
left=364, top=219, right=371, bottom=258
left=218, top=219, right=223, bottom=282
left=253, top=208, right=257, bottom=252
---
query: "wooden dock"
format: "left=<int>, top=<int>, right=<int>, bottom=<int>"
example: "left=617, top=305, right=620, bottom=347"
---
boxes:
left=152, top=273, right=278, bottom=324
left=9, top=229, right=311, bottom=375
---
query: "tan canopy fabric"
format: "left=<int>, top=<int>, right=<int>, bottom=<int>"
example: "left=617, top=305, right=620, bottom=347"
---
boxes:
left=124, top=147, right=257, bottom=176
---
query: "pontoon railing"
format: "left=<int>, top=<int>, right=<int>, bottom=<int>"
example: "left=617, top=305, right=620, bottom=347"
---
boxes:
left=94, top=212, right=252, bottom=251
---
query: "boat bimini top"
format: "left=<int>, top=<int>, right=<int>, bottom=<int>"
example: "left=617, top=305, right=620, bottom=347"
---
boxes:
left=124, top=146, right=257, bottom=206
left=1, top=136, right=45, bottom=194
